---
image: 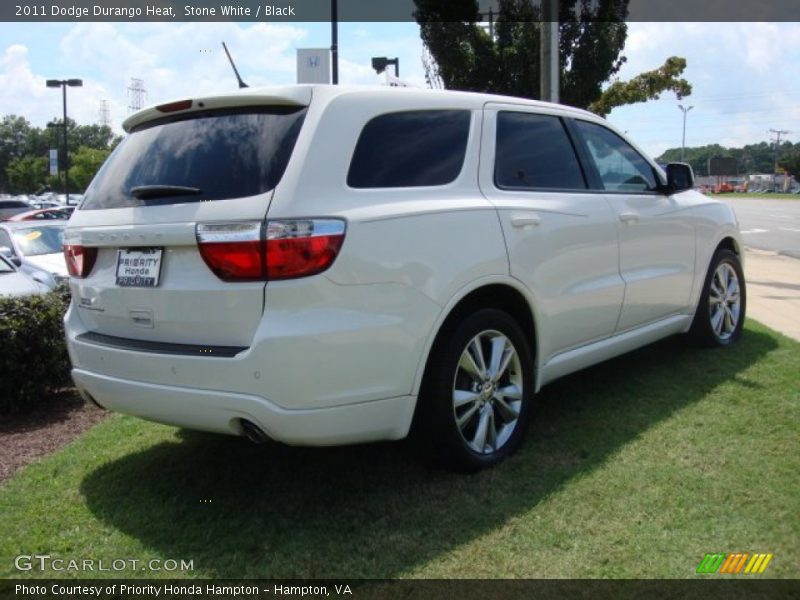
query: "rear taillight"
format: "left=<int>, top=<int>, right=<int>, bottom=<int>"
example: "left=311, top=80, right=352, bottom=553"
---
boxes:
left=64, top=245, right=98, bottom=278
left=196, top=219, right=346, bottom=282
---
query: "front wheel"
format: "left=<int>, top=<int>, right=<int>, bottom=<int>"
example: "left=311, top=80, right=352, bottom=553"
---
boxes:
left=413, top=309, right=534, bottom=472
left=690, top=248, right=746, bottom=347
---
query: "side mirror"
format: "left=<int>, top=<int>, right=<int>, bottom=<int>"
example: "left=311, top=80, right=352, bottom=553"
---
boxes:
left=665, top=163, right=695, bottom=193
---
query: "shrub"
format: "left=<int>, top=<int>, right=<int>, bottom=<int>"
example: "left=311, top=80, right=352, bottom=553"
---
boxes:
left=0, top=285, right=72, bottom=413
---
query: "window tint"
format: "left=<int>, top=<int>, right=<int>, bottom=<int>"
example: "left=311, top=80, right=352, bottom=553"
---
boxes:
left=574, top=120, right=658, bottom=192
left=348, top=110, right=470, bottom=188
left=81, top=107, right=307, bottom=210
left=495, top=112, right=586, bottom=190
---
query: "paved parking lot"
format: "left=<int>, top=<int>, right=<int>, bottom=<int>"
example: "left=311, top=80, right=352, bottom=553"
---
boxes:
left=745, top=247, right=800, bottom=342
left=726, top=197, right=800, bottom=258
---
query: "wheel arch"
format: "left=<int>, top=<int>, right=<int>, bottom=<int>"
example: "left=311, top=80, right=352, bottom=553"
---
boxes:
left=411, top=278, right=540, bottom=399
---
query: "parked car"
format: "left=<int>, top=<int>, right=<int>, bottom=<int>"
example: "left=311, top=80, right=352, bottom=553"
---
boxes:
left=0, top=199, right=32, bottom=220
left=0, top=221, right=69, bottom=284
left=9, top=207, right=75, bottom=221
left=63, top=86, right=746, bottom=471
left=0, top=253, right=51, bottom=297
left=28, top=200, right=63, bottom=210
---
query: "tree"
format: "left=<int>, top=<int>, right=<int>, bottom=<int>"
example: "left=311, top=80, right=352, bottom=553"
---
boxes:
left=6, top=155, right=47, bottom=194
left=0, top=115, right=35, bottom=192
left=69, top=145, right=112, bottom=191
left=413, top=0, right=691, bottom=115
left=779, top=145, right=800, bottom=180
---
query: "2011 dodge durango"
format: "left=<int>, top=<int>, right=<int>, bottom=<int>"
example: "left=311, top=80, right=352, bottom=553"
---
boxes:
left=64, top=85, right=746, bottom=471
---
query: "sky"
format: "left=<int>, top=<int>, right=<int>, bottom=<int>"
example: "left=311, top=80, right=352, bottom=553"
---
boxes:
left=0, top=20, right=799, bottom=158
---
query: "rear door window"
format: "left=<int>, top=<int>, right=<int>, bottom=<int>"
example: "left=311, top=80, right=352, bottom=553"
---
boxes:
left=347, top=110, right=471, bottom=188
left=494, top=112, right=586, bottom=190
left=81, top=107, right=307, bottom=210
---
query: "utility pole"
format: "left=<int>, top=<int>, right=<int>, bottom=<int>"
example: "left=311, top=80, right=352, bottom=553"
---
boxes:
left=331, top=0, right=338, bottom=84
left=678, top=104, right=693, bottom=162
left=768, top=128, right=790, bottom=192
left=540, top=0, right=559, bottom=103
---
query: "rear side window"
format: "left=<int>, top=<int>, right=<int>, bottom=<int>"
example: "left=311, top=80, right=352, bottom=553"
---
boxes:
left=81, top=107, right=307, bottom=210
left=347, top=110, right=470, bottom=188
left=495, top=112, right=586, bottom=190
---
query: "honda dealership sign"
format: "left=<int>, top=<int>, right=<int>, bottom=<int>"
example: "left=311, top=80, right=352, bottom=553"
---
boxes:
left=297, top=49, right=331, bottom=84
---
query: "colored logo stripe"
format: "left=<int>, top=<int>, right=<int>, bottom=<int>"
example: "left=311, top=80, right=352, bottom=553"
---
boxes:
left=696, top=553, right=773, bottom=574
left=696, top=553, right=726, bottom=574
left=745, top=554, right=773, bottom=574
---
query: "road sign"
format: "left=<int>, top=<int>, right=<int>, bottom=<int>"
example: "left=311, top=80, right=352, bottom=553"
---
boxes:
left=49, top=149, right=58, bottom=176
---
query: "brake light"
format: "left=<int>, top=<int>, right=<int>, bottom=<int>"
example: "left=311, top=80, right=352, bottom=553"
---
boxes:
left=64, top=245, right=98, bottom=278
left=156, top=99, right=193, bottom=113
left=196, top=219, right=346, bottom=282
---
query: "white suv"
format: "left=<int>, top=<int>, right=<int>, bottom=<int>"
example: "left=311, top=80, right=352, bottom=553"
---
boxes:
left=64, top=85, right=745, bottom=471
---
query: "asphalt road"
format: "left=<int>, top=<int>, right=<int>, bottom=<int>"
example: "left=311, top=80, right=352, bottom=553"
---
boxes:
left=724, top=197, right=800, bottom=259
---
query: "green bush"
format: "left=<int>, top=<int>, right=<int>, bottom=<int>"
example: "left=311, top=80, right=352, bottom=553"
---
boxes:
left=0, top=285, right=72, bottom=413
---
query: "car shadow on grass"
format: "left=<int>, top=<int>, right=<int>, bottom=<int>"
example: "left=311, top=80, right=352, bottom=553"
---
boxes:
left=80, top=326, right=778, bottom=578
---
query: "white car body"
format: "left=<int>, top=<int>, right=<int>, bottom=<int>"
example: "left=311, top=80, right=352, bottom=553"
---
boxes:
left=64, top=86, right=743, bottom=455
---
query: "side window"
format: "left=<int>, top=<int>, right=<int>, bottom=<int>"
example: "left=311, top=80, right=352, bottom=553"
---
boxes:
left=0, top=229, right=13, bottom=252
left=574, top=120, right=658, bottom=193
left=347, top=110, right=471, bottom=188
left=495, top=112, right=586, bottom=190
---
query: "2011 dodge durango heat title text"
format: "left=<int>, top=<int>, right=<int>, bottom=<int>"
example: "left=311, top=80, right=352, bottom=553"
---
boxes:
left=63, top=85, right=746, bottom=471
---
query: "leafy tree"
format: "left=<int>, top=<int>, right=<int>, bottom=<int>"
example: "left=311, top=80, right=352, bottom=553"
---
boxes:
left=69, top=145, right=112, bottom=191
left=413, top=0, right=691, bottom=115
left=0, top=115, right=35, bottom=192
left=779, top=145, right=800, bottom=179
left=7, top=155, right=47, bottom=194
left=0, top=114, right=121, bottom=193
left=657, top=141, right=797, bottom=177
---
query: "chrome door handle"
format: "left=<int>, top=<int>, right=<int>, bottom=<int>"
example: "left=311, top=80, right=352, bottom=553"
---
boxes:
left=511, top=215, right=542, bottom=228
left=619, top=212, right=640, bottom=224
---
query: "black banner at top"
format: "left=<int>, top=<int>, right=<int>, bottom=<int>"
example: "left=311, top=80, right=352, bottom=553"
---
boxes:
left=1, top=0, right=800, bottom=23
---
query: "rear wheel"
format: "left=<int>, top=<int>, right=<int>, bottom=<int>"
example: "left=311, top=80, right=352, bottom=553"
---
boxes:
left=414, top=309, right=534, bottom=472
left=690, top=248, right=746, bottom=347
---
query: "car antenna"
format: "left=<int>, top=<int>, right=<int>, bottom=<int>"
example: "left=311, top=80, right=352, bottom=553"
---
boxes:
left=222, top=41, right=249, bottom=89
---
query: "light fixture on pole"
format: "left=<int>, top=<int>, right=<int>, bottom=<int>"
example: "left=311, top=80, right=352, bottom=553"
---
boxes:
left=678, top=104, right=693, bottom=162
left=371, top=57, right=399, bottom=78
left=46, top=78, right=82, bottom=205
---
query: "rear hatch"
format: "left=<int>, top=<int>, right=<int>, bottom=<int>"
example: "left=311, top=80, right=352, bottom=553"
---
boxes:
left=66, top=91, right=310, bottom=348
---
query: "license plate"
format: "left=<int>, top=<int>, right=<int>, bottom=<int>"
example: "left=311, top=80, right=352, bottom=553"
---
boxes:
left=116, top=248, right=163, bottom=287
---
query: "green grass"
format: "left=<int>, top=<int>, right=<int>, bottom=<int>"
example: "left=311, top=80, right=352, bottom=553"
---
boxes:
left=1, top=320, right=798, bottom=579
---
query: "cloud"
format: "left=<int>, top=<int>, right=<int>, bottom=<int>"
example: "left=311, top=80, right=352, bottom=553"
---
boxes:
left=0, top=45, right=49, bottom=122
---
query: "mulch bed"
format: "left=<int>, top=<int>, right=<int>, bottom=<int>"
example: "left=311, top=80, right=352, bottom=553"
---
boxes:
left=0, top=390, right=107, bottom=484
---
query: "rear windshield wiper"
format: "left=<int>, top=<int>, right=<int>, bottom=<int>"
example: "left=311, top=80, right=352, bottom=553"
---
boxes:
left=129, top=185, right=202, bottom=200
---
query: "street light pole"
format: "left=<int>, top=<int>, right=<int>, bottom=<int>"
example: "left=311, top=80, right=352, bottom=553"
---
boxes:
left=678, top=104, right=693, bottom=162
left=46, top=78, right=82, bottom=205
left=331, top=0, right=338, bottom=84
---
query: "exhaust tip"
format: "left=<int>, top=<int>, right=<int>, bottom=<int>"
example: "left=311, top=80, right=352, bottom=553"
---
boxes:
left=239, top=419, right=271, bottom=445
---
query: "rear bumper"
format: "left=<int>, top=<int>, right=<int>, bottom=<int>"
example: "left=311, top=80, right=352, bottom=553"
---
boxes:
left=72, top=368, right=416, bottom=446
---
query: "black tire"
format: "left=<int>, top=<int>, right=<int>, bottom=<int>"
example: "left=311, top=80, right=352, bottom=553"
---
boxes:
left=689, top=248, right=746, bottom=347
left=412, top=309, right=534, bottom=472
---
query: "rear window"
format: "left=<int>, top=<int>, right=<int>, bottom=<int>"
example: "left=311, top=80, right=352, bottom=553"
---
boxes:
left=12, top=225, right=64, bottom=256
left=347, top=110, right=471, bottom=188
left=81, top=107, right=307, bottom=210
